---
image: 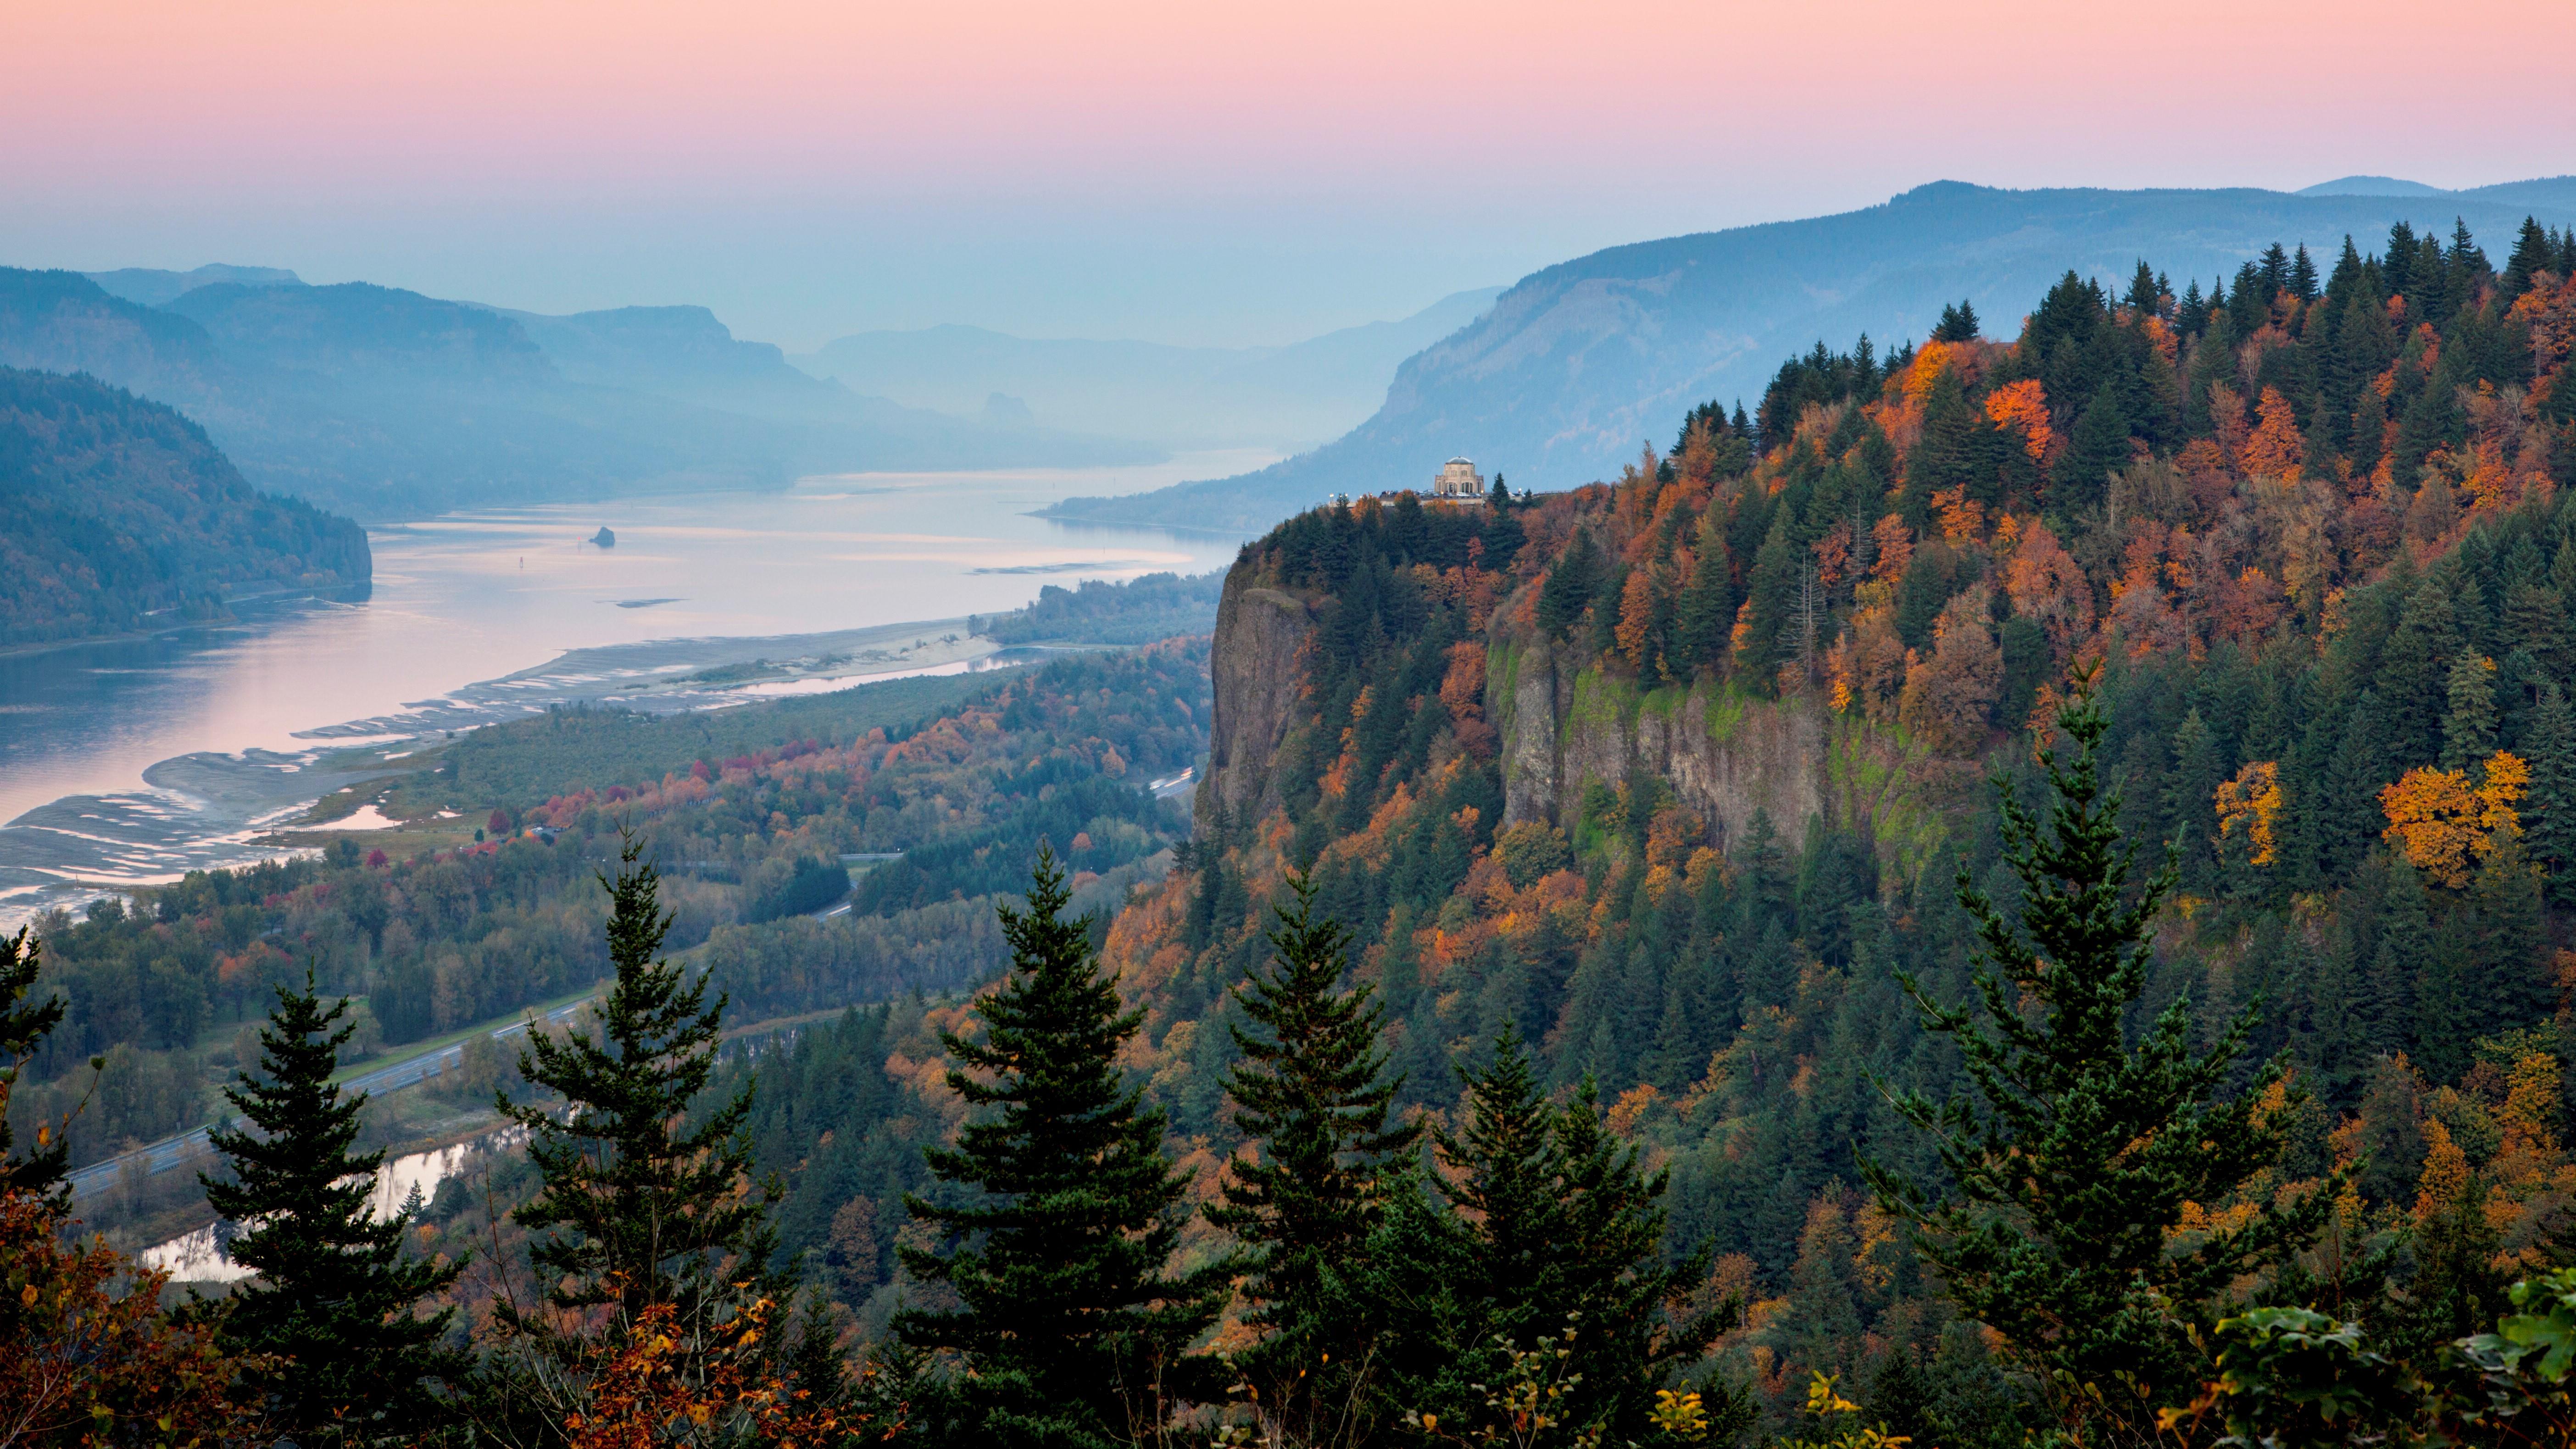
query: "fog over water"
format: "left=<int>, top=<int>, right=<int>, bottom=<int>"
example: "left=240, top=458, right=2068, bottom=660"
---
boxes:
left=0, top=455, right=1263, bottom=922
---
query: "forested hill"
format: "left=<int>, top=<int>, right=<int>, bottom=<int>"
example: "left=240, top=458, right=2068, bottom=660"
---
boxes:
left=1094, top=217, right=2576, bottom=1432
left=1052, top=179, right=2576, bottom=532
left=0, top=366, right=370, bottom=647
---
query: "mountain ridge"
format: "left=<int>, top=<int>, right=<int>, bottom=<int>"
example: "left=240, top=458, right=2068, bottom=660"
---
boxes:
left=1046, top=178, right=2576, bottom=532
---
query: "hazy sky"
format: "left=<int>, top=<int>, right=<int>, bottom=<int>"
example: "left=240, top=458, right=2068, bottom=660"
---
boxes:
left=9, top=0, right=2574, bottom=350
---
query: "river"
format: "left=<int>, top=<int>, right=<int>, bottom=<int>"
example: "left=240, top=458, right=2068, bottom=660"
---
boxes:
left=0, top=455, right=1261, bottom=922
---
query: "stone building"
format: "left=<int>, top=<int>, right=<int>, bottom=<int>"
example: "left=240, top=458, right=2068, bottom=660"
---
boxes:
left=1430, top=456, right=1486, bottom=501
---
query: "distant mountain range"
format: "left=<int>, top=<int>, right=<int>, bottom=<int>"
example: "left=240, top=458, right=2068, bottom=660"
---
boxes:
left=1047, top=177, right=2576, bottom=533
left=0, top=269, right=1154, bottom=519
left=0, top=366, right=370, bottom=647
left=792, top=288, right=1503, bottom=451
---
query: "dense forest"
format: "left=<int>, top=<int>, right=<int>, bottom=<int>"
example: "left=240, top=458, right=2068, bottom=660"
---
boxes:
left=0, top=365, right=371, bottom=646
left=663, top=215, right=2576, bottom=1440
left=17, top=216, right=2576, bottom=1445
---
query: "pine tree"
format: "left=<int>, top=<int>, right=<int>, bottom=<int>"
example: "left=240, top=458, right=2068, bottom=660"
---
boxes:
left=0, top=927, right=70, bottom=1198
left=2440, top=653, right=2498, bottom=771
left=1867, top=677, right=2329, bottom=1435
left=1207, top=872, right=1419, bottom=1435
left=203, top=971, right=463, bottom=1445
left=1932, top=301, right=1981, bottom=343
left=495, top=834, right=777, bottom=1359
left=896, top=849, right=1222, bottom=1447
left=2523, top=683, right=2576, bottom=902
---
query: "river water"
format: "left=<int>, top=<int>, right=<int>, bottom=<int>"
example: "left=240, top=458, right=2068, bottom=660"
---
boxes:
left=0, top=455, right=1261, bottom=922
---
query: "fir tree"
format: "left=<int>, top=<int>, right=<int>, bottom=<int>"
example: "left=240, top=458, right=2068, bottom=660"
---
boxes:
left=1672, top=527, right=1738, bottom=674
left=1867, top=677, right=2330, bottom=1434
left=2440, top=652, right=2498, bottom=771
left=2050, top=383, right=2130, bottom=523
left=896, top=849, right=1222, bottom=1447
left=495, top=833, right=777, bottom=1359
left=203, top=970, right=463, bottom=1445
left=1207, top=872, right=1419, bottom=1436
left=2523, top=683, right=2576, bottom=902
left=0, top=927, right=71, bottom=1198
left=1390, top=1029, right=1731, bottom=1443
left=1932, top=300, right=1981, bottom=343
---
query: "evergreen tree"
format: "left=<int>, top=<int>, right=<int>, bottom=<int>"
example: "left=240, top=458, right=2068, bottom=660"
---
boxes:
left=896, top=849, right=1222, bottom=1448
left=1207, top=872, right=1419, bottom=1437
left=494, top=834, right=778, bottom=1364
left=203, top=971, right=463, bottom=1445
left=0, top=927, right=70, bottom=1198
left=2440, top=652, right=2498, bottom=771
left=1868, top=678, right=2329, bottom=1435
left=1671, top=527, right=1738, bottom=674
left=2375, top=856, right=2435, bottom=1060
left=1537, top=531, right=1604, bottom=640
left=2050, top=383, right=2130, bottom=523
left=1395, top=1029, right=1730, bottom=1443
left=1932, top=301, right=1981, bottom=343
left=2526, top=684, right=2576, bottom=902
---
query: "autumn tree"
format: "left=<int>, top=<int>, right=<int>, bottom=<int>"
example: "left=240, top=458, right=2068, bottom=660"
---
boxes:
left=1868, top=677, right=2329, bottom=1438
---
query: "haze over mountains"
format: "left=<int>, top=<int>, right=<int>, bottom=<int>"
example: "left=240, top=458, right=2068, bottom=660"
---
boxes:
left=793, top=288, right=1502, bottom=451
left=1048, top=176, right=2576, bottom=533
left=0, top=269, right=1153, bottom=519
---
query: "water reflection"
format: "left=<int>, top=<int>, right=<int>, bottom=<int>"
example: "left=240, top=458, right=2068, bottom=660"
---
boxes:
left=0, top=456, right=1260, bottom=919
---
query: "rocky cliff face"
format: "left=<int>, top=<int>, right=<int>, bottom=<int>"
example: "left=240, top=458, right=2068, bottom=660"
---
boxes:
left=1196, top=563, right=1959, bottom=879
left=1194, top=570, right=1316, bottom=838
left=1488, top=629, right=1959, bottom=873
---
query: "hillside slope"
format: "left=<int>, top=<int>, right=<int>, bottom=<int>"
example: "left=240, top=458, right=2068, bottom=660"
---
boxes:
left=1052, top=179, right=2576, bottom=532
left=0, top=366, right=370, bottom=646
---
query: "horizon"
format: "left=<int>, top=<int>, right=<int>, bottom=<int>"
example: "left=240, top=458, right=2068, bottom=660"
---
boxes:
left=12, top=0, right=2575, bottom=350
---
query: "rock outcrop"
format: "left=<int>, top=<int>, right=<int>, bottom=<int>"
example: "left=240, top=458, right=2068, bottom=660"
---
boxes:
left=1195, top=570, right=1316, bottom=838
left=1488, top=630, right=1959, bottom=876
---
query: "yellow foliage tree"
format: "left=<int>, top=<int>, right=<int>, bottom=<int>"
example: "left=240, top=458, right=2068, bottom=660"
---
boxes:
left=2213, top=761, right=2281, bottom=867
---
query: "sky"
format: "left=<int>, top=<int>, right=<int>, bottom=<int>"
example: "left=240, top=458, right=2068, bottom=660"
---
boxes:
left=9, top=0, right=2576, bottom=351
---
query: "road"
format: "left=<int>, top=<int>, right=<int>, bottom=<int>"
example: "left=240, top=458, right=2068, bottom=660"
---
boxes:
left=64, top=997, right=592, bottom=1201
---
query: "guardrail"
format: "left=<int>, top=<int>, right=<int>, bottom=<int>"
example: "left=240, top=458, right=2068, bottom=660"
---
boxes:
left=63, top=996, right=592, bottom=1201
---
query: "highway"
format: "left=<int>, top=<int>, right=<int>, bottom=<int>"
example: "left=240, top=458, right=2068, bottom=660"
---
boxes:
left=64, top=996, right=592, bottom=1201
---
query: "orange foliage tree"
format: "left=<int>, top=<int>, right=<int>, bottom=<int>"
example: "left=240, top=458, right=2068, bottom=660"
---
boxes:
left=0, top=1188, right=270, bottom=1446
left=562, top=1298, right=887, bottom=1449
left=1983, top=378, right=2053, bottom=461
left=2239, top=386, right=2308, bottom=479
left=2380, top=751, right=2528, bottom=888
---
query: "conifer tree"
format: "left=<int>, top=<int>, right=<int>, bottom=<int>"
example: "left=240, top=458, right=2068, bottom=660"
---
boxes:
left=2050, top=383, right=2130, bottom=522
left=0, top=927, right=70, bottom=1198
left=1932, top=300, right=1981, bottom=343
left=1209, top=872, right=1419, bottom=1437
left=896, top=849, right=1222, bottom=1447
left=2523, top=683, right=2576, bottom=901
left=1387, top=1030, right=1730, bottom=1443
left=203, top=971, right=463, bottom=1445
left=2440, top=653, right=2498, bottom=771
left=1868, top=677, right=2330, bottom=1435
left=495, top=833, right=777, bottom=1356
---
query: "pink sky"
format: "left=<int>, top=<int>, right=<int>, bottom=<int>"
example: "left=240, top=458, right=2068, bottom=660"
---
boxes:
left=8, top=0, right=2575, bottom=345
